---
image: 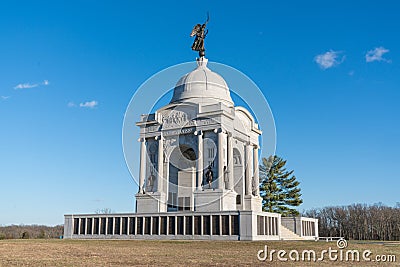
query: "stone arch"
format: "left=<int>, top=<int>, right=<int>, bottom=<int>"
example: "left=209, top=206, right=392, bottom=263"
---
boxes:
left=180, top=145, right=197, bottom=161
left=167, top=144, right=197, bottom=211
left=233, top=148, right=242, bottom=166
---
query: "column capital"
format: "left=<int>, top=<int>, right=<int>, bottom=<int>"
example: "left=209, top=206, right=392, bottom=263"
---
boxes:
left=155, top=135, right=163, bottom=141
left=138, top=137, right=146, bottom=142
left=213, top=128, right=225, bottom=134
left=253, top=144, right=260, bottom=149
left=194, top=130, right=203, bottom=136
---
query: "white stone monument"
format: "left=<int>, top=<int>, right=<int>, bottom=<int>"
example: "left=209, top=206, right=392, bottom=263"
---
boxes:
left=135, top=57, right=263, bottom=215
left=63, top=21, right=318, bottom=241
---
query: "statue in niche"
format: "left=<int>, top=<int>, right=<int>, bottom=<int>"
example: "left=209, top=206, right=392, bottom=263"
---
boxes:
left=223, top=166, right=229, bottom=189
left=190, top=13, right=209, bottom=57
left=251, top=176, right=257, bottom=196
left=146, top=171, right=155, bottom=192
left=204, top=165, right=213, bottom=189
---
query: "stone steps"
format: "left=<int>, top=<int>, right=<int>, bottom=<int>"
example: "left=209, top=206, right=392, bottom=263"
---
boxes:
left=279, top=225, right=304, bottom=241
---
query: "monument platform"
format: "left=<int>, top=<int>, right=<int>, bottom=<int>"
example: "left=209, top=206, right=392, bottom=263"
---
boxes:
left=64, top=210, right=317, bottom=241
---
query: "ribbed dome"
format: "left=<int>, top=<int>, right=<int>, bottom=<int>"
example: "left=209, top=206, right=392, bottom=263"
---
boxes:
left=170, top=58, right=234, bottom=106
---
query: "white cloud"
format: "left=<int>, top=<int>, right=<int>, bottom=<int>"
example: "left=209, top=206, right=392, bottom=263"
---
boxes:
left=68, top=100, right=98, bottom=108
left=67, top=102, right=76, bottom=107
left=366, top=47, right=391, bottom=63
left=314, top=50, right=345, bottom=69
left=79, top=100, right=98, bottom=108
left=13, top=79, right=50, bottom=90
left=1, top=96, right=10, bottom=100
left=14, top=83, right=39, bottom=90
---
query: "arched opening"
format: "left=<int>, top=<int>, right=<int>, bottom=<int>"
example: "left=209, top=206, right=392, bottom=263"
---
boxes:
left=181, top=146, right=197, bottom=162
left=167, top=145, right=197, bottom=211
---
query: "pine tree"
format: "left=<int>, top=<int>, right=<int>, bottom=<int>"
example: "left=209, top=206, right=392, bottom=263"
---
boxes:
left=259, top=155, right=303, bottom=216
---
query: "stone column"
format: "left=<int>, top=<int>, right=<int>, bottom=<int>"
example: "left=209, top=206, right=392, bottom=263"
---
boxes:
left=195, top=131, right=203, bottom=190
left=245, top=143, right=252, bottom=195
left=105, top=218, right=108, bottom=235
left=253, top=145, right=260, bottom=196
left=156, top=135, right=163, bottom=192
left=227, top=132, right=234, bottom=190
left=126, top=218, right=130, bottom=235
left=98, top=217, right=102, bottom=235
left=164, top=156, right=169, bottom=197
left=138, top=138, right=146, bottom=193
left=217, top=129, right=225, bottom=190
left=76, top=218, right=80, bottom=235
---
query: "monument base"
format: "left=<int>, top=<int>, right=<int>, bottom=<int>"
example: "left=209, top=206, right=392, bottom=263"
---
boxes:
left=64, top=210, right=292, bottom=241
left=135, top=192, right=167, bottom=213
left=194, top=189, right=237, bottom=212
left=244, top=195, right=263, bottom=212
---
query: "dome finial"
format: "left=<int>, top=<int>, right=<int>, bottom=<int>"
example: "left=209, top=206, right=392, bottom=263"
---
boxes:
left=190, top=13, right=209, bottom=58
left=196, top=56, right=208, bottom=67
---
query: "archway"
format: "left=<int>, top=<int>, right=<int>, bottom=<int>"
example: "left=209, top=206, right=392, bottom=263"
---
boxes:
left=167, top=145, right=197, bottom=211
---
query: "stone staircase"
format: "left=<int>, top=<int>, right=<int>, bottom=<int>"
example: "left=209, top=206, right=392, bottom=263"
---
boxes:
left=279, top=225, right=304, bottom=241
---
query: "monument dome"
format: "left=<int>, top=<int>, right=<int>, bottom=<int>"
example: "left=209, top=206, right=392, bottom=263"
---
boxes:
left=170, top=58, right=234, bottom=106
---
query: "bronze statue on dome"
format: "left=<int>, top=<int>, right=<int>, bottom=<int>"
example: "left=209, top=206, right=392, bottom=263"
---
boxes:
left=190, top=13, right=209, bottom=57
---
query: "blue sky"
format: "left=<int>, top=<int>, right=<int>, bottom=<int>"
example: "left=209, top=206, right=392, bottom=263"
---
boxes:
left=1, top=1, right=399, bottom=225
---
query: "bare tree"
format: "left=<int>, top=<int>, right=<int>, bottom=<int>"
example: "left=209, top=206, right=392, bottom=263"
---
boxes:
left=304, top=203, right=400, bottom=241
left=95, top=208, right=113, bottom=214
left=0, top=225, right=63, bottom=239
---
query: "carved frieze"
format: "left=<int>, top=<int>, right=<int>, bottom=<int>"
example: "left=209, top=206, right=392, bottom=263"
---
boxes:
left=162, top=110, right=195, bottom=129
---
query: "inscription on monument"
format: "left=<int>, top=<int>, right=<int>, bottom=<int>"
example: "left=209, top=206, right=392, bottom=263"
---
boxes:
left=144, top=125, right=160, bottom=133
left=163, top=127, right=196, bottom=137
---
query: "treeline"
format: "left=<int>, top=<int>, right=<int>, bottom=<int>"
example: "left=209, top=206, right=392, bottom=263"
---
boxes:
left=0, top=225, right=63, bottom=239
left=304, top=203, right=400, bottom=241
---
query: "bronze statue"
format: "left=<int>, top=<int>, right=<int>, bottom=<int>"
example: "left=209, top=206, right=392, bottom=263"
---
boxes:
left=205, top=165, right=213, bottom=189
left=190, top=13, right=209, bottom=57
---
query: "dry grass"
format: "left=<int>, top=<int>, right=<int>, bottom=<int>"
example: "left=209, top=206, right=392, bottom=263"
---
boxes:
left=0, top=239, right=399, bottom=266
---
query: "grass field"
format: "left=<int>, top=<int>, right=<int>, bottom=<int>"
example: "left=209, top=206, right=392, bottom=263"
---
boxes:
left=0, top=239, right=399, bottom=266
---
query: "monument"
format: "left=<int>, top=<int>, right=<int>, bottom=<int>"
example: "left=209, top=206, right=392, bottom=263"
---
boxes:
left=64, top=20, right=318, bottom=241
